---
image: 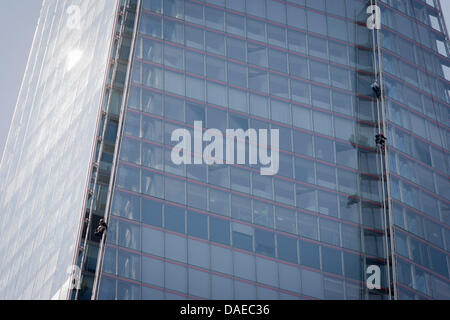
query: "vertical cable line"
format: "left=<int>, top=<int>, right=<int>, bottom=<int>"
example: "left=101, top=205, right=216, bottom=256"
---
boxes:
left=369, top=0, right=395, bottom=299
left=72, top=1, right=124, bottom=300
left=374, top=0, right=399, bottom=300
left=91, top=0, right=142, bottom=300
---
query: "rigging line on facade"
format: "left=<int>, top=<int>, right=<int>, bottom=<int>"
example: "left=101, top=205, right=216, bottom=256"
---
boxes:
left=73, top=1, right=131, bottom=299
left=74, top=30, right=127, bottom=298
left=91, top=0, right=143, bottom=300
left=375, top=0, right=399, bottom=300
left=370, top=0, right=392, bottom=299
left=73, top=1, right=124, bottom=300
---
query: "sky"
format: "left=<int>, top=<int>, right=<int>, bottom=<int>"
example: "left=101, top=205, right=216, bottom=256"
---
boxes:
left=0, top=1, right=449, bottom=162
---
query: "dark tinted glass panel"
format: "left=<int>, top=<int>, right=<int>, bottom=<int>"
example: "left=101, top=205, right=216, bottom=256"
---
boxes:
left=165, top=205, right=185, bottom=233
left=210, top=217, right=230, bottom=245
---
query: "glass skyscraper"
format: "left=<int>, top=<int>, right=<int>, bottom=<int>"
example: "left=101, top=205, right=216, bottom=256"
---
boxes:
left=0, top=0, right=448, bottom=300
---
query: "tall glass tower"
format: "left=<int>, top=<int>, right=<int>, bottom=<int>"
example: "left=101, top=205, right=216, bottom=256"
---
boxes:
left=0, top=0, right=448, bottom=300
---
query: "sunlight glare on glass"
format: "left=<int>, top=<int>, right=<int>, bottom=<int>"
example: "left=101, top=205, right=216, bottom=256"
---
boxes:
left=66, top=49, right=83, bottom=71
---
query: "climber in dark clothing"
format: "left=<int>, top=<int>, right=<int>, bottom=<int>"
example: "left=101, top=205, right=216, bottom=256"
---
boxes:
left=94, top=219, right=108, bottom=237
left=375, top=133, right=386, bottom=152
left=371, top=82, right=382, bottom=98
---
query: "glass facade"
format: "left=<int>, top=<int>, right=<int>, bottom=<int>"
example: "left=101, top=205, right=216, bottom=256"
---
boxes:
left=96, top=0, right=450, bottom=300
left=0, top=0, right=448, bottom=300
left=380, top=0, right=450, bottom=300
left=0, top=0, right=118, bottom=299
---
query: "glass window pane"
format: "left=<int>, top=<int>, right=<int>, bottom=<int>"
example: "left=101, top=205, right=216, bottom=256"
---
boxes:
left=210, top=217, right=230, bottom=245
left=319, top=218, right=340, bottom=246
left=294, top=131, right=313, bottom=156
left=255, top=229, right=275, bottom=257
left=248, top=68, right=268, bottom=93
left=249, top=94, right=269, bottom=118
left=141, top=14, right=162, bottom=38
left=226, top=12, right=245, bottom=36
left=164, top=44, right=184, bottom=69
left=164, top=176, right=186, bottom=204
left=269, top=73, right=289, bottom=99
left=142, top=116, right=163, bottom=143
left=118, top=250, right=141, bottom=280
left=288, top=6, right=306, bottom=29
left=185, top=25, right=204, bottom=49
left=321, top=246, right=342, bottom=275
left=227, top=37, right=246, bottom=61
left=143, top=64, right=163, bottom=89
left=164, top=0, right=184, bottom=19
left=248, top=43, right=267, bottom=67
left=295, top=157, right=315, bottom=184
left=307, top=11, right=326, bottom=35
left=142, top=169, right=164, bottom=198
left=232, top=223, right=253, bottom=251
left=268, top=49, right=287, bottom=73
left=252, top=172, right=273, bottom=199
left=277, top=234, right=298, bottom=263
left=185, top=2, right=203, bottom=24
left=118, top=220, right=141, bottom=250
left=206, top=31, right=225, bottom=55
left=253, top=199, right=274, bottom=227
left=246, top=0, right=265, bottom=17
left=288, top=29, right=307, bottom=53
left=298, top=212, right=318, bottom=240
left=267, top=0, right=286, bottom=23
left=164, top=19, right=184, bottom=44
left=276, top=206, right=297, bottom=234
left=228, top=62, right=247, bottom=88
left=207, top=82, right=227, bottom=106
left=165, top=205, right=185, bottom=233
left=186, top=51, right=204, bottom=75
left=187, top=183, right=207, bottom=210
left=120, top=137, right=140, bottom=165
left=327, top=16, right=347, bottom=41
left=164, top=70, right=185, bottom=95
left=231, top=194, right=252, bottom=222
left=315, top=136, right=335, bottom=162
left=205, top=7, right=224, bottom=30
left=186, top=76, right=205, bottom=101
left=310, top=60, right=329, bottom=84
left=267, top=24, right=286, bottom=48
left=117, top=165, right=140, bottom=192
left=143, top=0, right=162, bottom=13
left=309, top=35, right=328, bottom=59
left=247, top=18, right=266, bottom=42
left=142, top=90, right=163, bottom=115
left=142, top=38, right=162, bottom=63
left=142, top=198, right=163, bottom=227
left=187, top=211, right=208, bottom=239
left=300, top=241, right=320, bottom=269
left=113, top=191, right=140, bottom=221
left=206, top=56, right=226, bottom=81
left=291, top=80, right=310, bottom=104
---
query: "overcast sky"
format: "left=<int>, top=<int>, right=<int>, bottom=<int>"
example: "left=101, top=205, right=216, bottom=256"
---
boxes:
left=0, top=1, right=449, bottom=161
